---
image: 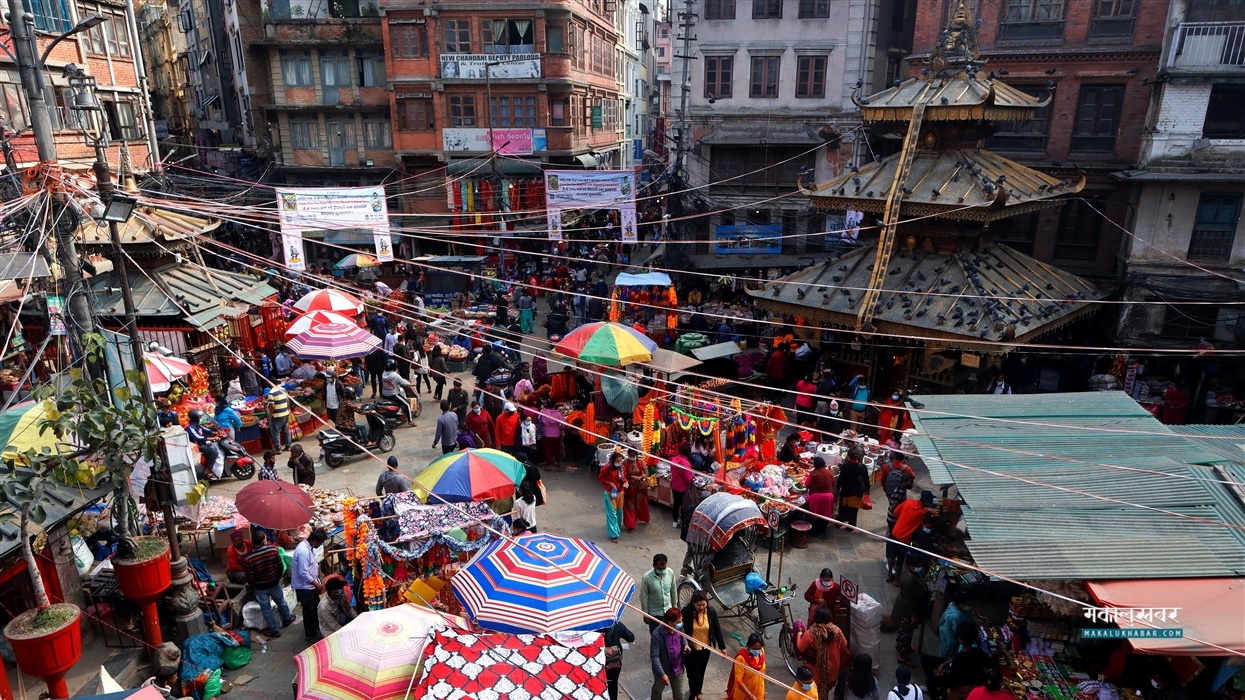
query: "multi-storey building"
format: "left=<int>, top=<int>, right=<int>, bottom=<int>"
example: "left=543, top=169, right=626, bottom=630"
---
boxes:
left=1, top=0, right=157, bottom=173
left=239, top=0, right=395, bottom=184
left=1115, top=0, right=1245, bottom=349
left=381, top=0, right=629, bottom=244
left=679, top=0, right=914, bottom=263
left=140, top=0, right=190, bottom=158
left=910, top=0, right=1167, bottom=278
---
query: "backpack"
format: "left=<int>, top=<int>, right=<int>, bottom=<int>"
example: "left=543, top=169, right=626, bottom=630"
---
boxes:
left=886, top=685, right=923, bottom=700
left=851, top=385, right=869, bottom=412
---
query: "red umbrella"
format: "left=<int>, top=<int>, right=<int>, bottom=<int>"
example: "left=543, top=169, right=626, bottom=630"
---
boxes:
left=235, top=479, right=316, bottom=530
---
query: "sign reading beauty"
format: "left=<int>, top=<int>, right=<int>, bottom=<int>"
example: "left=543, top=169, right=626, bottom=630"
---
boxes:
left=276, top=186, right=394, bottom=271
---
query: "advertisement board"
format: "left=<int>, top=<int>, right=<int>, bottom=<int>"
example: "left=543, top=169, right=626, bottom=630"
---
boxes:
left=543, top=170, right=637, bottom=242
left=714, top=224, right=783, bottom=255
left=276, top=187, right=394, bottom=271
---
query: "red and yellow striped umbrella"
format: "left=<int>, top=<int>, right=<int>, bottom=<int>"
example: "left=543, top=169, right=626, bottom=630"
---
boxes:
left=294, top=604, right=467, bottom=700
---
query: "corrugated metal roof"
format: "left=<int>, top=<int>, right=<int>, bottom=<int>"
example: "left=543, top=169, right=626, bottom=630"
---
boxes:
left=89, top=263, right=276, bottom=327
left=0, top=253, right=50, bottom=280
left=747, top=243, right=1100, bottom=345
left=804, top=149, right=1084, bottom=220
left=1179, top=425, right=1245, bottom=465
left=0, top=477, right=112, bottom=564
left=77, top=207, right=220, bottom=246
left=909, top=392, right=1245, bottom=580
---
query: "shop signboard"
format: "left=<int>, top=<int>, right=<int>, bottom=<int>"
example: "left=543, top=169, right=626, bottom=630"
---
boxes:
left=439, top=53, right=540, bottom=80
left=544, top=170, right=637, bottom=242
left=442, top=128, right=540, bottom=155
left=714, top=224, right=783, bottom=255
left=275, top=186, right=394, bottom=271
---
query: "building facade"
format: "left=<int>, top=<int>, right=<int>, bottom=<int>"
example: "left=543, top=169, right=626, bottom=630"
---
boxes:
left=911, top=0, right=1167, bottom=278
left=1115, top=0, right=1245, bottom=348
left=1, top=0, right=157, bottom=174
left=380, top=0, right=630, bottom=246
left=140, top=0, right=190, bottom=158
left=679, top=0, right=915, bottom=264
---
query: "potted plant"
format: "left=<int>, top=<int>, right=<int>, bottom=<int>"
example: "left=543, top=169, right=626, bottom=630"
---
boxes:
left=0, top=475, right=83, bottom=699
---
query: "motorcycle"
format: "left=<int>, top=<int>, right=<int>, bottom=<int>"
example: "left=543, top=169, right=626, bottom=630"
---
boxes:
left=318, top=412, right=395, bottom=468
left=375, top=392, right=421, bottom=427
left=199, top=428, right=256, bottom=480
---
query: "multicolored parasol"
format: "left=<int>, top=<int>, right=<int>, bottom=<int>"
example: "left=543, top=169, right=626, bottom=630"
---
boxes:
left=0, top=400, right=69, bottom=465
left=295, top=604, right=467, bottom=700
left=413, top=448, right=525, bottom=504
left=451, top=532, right=634, bottom=634
left=552, top=322, right=657, bottom=367
left=285, top=310, right=359, bottom=338
left=293, top=289, right=365, bottom=315
left=334, top=253, right=380, bottom=269
left=234, top=479, right=316, bottom=530
left=285, top=321, right=381, bottom=360
left=143, top=351, right=194, bottom=393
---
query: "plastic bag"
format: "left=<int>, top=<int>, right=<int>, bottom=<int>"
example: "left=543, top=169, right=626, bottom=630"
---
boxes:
left=221, top=645, right=251, bottom=670
left=744, top=572, right=767, bottom=594
left=203, top=669, right=222, bottom=700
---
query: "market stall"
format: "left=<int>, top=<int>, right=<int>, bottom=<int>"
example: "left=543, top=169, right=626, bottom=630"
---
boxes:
left=609, top=272, right=679, bottom=347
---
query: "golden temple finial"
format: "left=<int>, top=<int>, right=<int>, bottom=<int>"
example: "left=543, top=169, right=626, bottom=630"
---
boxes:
left=931, top=1, right=981, bottom=72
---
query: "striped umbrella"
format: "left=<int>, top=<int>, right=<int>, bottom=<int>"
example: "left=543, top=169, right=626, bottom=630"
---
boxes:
left=334, top=253, right=380, bottom=269
left=285, top=310, right=359, bottom=338
left=552, top=322, right=657, bottom=367
left=413, top=448, right=525, bottom=504
left=294, top=604, right=467, bottom=700
left=144, top=351, right=194, bottom=392
left=293, top=289, right=365, bottom=315
left=285, top=321, right=381, bottom=360
left=451, top=532, right=634, bottom=634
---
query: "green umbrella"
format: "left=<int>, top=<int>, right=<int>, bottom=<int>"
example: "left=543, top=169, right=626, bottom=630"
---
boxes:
left=601, top=372, right=639, bottom=413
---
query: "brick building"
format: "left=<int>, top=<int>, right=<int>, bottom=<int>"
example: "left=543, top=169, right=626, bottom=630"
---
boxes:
left=240, top=0, right=397, bottom=189
left=1114, top=0, right=1245, bottom=349
left=381, top=0, right=629, bottom=244
left=910, top=0, right=1167, bottom=278
left=1, top=1, right=156, bottom=175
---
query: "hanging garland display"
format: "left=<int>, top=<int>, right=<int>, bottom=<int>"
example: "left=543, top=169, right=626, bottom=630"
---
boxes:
left=671, top=405, right=718, bottom=436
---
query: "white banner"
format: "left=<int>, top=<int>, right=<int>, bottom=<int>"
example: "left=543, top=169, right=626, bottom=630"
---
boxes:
left=543, top=170, right=637, bottom=242
left=276, top=186, right=394, bottom=269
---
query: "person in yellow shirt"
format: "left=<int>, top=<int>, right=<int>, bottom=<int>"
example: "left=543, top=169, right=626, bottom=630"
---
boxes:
left=726, top=633, right=766, bottom=700
left=785, top=666, right=818, bottom=700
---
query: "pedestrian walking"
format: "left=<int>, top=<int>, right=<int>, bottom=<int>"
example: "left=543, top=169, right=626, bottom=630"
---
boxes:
left=788, top=667, right=818, bottom=700
left=433, top=400, right=459, bottom=455
left=429, top=346, right=448, bottom=400
left=288, top=444, right=316, bottom=487
left=805, top=457, right=836, bottom=536
left=265, top=387, right=291, bottom=453
left=511, top=485, right=537, bottom=533
left=836, top=654, right=880, bottom=700
left=376, top=456, right=411, bottom=495
left=244, top=530, right=294, bottom=637
left=412, top=345, right=432, bottom=394
left=891, top=555, right=931, bottom=668
left=638, top=553, right=677, bottom=633
left=599, top=619, right=636, bottom=700
left=623, top=448, right=650, bottom=530
left=599, top=452, right=625, bottom=542
left=836, top=445, right=869, bottom=529
left=885, top=667, right=924, bottom=700
left=538, top=399, right=564, bottom=468
left=681, top=591, right=726, bottom=700
left=649, top=608, right=689, bottom=700
left=797, top=606, right=849, bottom=700
left=726, top=633, right=767, bottom=700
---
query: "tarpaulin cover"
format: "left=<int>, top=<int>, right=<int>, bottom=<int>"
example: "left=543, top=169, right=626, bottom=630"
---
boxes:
left=686, top=492, right=764, bottom=551
left=383, top=494, right=499, bottom=542
left=415, top=628, right=608, bottom=700
left=1085, top=578, right=1245, bottom=656
left=614, top=272, right=672, bottom=287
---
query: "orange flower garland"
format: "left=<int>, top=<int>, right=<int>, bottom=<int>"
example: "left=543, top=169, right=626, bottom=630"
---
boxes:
left=609, top=290, right=621, bottom=322
left=342, top=497, right=358, bottom=564
left=354, top=519, right=370, bottom=565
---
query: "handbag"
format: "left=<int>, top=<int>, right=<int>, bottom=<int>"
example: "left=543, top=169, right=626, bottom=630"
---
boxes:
left=603, top=644, right=623, bottom=670
left=861, top=493, right=874, bottom=510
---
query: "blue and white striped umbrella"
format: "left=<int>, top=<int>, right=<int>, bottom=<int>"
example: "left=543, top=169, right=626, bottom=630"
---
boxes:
left=451, top=533, right=634, bottom=634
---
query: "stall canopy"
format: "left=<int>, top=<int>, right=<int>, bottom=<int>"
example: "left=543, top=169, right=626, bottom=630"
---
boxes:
left=908, top=392, right=1245, bottom=581
left=1085, top=579, right=1245, bottom=656
left=615, top=272, right=671, bottom=286
left=691, top=341, right=744, bottom=362
left=641, top=348, right=702, bottom=375
left=88, top=262, right=277, bottom=330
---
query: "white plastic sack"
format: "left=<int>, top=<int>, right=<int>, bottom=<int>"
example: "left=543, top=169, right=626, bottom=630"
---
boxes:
left=241, top=586, right=299, bottom=630
left=849, top=592, right=883, bottom=667
left=70, top=535, right=93, bottom=576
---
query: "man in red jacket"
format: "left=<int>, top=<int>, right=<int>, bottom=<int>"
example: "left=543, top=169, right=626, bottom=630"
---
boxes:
left=494, top=402, right=522, bottom=456
left=887, top=490, right=936, bottom=584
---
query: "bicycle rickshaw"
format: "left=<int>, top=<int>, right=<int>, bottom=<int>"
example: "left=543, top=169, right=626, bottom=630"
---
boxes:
left=676, top=492, right=802, bottom=675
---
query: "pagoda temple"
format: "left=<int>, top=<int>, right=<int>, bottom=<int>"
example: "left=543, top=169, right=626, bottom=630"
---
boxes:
left=749, top=2, right=1104, bottom=391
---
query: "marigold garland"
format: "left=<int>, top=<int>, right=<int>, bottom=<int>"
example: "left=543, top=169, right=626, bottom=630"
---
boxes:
left=342, top=497, right=359, bottom=564
left=609, top=289, right=621, bottom=322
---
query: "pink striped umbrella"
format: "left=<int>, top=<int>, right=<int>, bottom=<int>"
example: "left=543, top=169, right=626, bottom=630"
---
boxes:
left=285, top=310, right=359, bottom=338
left=285, top=321, right=381, bottom=360
left=293, top=289, right=364, bottom=315
left=144, top=352, right=194, bottom=392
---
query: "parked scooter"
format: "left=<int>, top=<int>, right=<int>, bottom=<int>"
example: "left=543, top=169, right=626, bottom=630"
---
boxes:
left=199, top=428, right=256, bottom=480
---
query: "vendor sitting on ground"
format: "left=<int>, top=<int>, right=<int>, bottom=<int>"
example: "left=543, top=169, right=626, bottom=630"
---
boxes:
left=318, top=576, right=357, bottom=635
left=778, top=432, right=802, bottom=462
left=225, top=529, right=251, bottom=586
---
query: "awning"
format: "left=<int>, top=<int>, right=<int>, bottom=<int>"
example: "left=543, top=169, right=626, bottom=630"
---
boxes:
left=323, top=229, right=376, bottom=245
left=641, top=347, right=701, bottom=374
left=700, top=122, right=822, bottom=145
left=691, top=341, right=743, bottom=361
left=615, top=271, right=671, bottom=286
left=1085, top=579, right=1245, bottom=656
left=574, top=154, right=599, bottom=168
left=0, top=252, right=50, bottom=280
left=447, top=159, right=543, bottom=176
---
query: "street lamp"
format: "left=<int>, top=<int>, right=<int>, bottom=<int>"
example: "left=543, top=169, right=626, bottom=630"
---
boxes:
left=102, top=193, right=137, bottom=223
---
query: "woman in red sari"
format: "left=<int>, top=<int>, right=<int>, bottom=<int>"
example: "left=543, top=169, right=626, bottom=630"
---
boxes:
left=623, top=448, right=650, bottom=531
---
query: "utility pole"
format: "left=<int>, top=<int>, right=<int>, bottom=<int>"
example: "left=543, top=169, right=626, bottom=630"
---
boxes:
left=5, top=0, right=98, bottom=367
left=670, top=0, right=696, bottom=182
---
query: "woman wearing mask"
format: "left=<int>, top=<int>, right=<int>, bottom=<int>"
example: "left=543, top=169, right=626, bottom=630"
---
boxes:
left=805, top=458, right=836, bottom=537
left=623, top=448, right=650, bottom=531
left=681, top=591, right=725, bottom=700
left=835, top=654, right=879, bottom=700
left=726, top=633, right=767, bottom=700
left=876, top=389, right=912, bottom=447
left=411, top=345, right=432, bottom=395
left=787, top=667, right=818, bottom=700
left=649, top=608, right=689, bottom=700
left=520, top=412, right=539, bottom=463
left=598, top=452, right=627, bottom=543
left=797, top=605, right=849, bottom=700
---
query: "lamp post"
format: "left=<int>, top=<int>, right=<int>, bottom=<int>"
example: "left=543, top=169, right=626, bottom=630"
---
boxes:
left=2, top=1, right=103, bottom=374
left=66, top=66, right=207, bottom=644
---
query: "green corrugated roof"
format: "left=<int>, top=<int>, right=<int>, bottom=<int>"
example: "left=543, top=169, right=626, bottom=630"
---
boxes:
left=90, top=263, right=276, bottom=327
left=909, top=392, right=1245, bottom=580
left=1180, top=424, right=1245, bottom=465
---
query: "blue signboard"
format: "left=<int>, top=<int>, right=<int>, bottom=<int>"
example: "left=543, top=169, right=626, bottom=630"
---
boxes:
left=634, top=138, right=644, bottom=161
left=714, top=224, right=783, bottom=255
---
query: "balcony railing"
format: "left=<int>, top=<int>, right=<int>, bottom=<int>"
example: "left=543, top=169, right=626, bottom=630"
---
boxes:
left=1166, top=22, right=1245, bottom=71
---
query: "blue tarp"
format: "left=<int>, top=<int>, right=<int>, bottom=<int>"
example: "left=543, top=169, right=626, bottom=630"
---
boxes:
left=615, top=272, right=671, bottom=286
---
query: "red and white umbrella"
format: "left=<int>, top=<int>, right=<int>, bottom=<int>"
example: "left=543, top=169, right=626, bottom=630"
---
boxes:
left=144, top=352, right=194, bottom=392
left=285, top=310, right=359, bottom=338
left=285, top=321, right=381, bottom=360
left=293, top=289, right=364, bottom=315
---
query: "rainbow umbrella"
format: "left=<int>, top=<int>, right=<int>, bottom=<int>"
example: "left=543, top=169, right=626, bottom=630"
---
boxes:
left=285, top=310, right=359, bottom=338
left=414, top=448, right=525, bottom=503
left=334, top=253, right=380, bottom=269
left=293, top=289, right=365, bottom=315
left=294, top=603, right=468, bottom=700
left=285, top=321, right=381, bottom=360
left=452, top=532, right=635, bottom=634
left=553, top=321, right=657, bottom=367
